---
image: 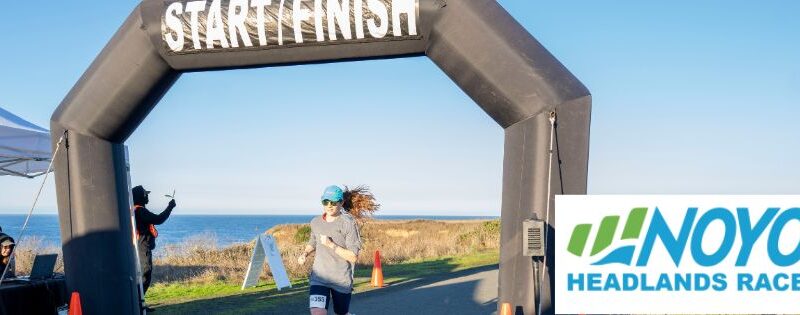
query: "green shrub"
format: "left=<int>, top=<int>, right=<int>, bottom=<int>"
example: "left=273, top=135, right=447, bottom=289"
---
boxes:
left=294, top=225, right=311, bottom=244
left=482, top=220, right=500, bottom=234
left=457, top=231, right=476, bottom=244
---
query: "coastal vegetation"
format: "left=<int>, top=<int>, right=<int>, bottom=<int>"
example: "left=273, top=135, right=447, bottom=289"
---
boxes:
left=150, top=219, right=500, bottom=285
left=11, top=219, right=500, bottom=311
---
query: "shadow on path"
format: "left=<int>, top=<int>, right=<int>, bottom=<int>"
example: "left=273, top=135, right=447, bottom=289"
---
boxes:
left=352, top=264, right=498, bottom=315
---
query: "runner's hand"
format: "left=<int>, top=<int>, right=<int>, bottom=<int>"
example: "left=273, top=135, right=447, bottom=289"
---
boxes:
left=297, top=254, right=307, bottom=265
left=168, top=199, right=176, bottom=209
left=320, top=235, right=334, bottom=248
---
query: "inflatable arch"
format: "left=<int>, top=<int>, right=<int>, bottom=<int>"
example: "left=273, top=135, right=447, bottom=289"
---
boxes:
left=50, top=0, right=590, bottom=313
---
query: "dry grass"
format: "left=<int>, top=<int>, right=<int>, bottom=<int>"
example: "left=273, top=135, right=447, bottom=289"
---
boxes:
left=353, top=219, right=500, bottom=265
left=7, top=236, right=64, bottom=275
left=152, top=219, right=499, bottom=285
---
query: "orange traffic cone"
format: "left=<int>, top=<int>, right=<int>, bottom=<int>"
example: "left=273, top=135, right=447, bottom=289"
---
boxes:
left=68, top=292, right=82, bottom=315
left=370, top=250, right=384, bottom=287
left=499, top=302, right=512, bottom=315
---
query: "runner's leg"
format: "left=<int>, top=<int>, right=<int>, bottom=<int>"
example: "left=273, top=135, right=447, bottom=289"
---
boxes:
left=309, top=285, right=330, bottom=315
left=330, top=288, right=352, bottom=315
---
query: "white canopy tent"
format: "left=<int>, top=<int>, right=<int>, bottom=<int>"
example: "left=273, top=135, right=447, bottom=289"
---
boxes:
left=0, top=106, right=52, bottom=178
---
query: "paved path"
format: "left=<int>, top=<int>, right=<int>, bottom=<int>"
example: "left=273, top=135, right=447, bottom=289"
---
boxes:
left=153, top=264, right=500, bottom=314
left=346, top=265, right=499, bottom=315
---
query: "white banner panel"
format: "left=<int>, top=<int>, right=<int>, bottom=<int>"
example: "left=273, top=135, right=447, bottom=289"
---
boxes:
left=242, top=234, right=267, bottom=289
left=242, top=234, right=292, bottom=290
left=262, top=235, right=292, bottom=290
left=555, top=195, right=800, bottom=315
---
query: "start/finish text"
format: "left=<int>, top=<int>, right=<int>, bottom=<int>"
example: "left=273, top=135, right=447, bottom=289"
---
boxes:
left=161, top=0, right=419, bottom=53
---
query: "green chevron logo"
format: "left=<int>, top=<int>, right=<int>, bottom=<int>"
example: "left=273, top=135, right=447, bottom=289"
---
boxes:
left=567, top=207, right=649, bottom=265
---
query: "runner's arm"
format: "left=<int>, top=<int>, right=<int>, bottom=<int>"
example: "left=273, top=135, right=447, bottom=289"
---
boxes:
left=321, top=232, right=359, bottom=263
left=331, top=244, right=357, bottom=263
left=339, top=219, right=361, bottom=264
left=305, top=229, right=317, bottom=255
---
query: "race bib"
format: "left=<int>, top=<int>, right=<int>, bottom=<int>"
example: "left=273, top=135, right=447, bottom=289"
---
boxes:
left=309, top=294, right=327, bottom=309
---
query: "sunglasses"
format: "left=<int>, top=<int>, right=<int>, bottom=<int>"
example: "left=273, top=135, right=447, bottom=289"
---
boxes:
left=321, top=200, right=340, bottom=206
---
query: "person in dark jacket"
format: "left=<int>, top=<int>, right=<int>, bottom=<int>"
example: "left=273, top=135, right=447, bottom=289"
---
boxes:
left=132, top=185, right=176, bottom=295
left=0, top=229, right=16, bottom=278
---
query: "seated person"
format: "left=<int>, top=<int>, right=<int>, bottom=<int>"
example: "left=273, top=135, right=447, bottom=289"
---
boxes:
left=0, top=232, right=15, bottom=278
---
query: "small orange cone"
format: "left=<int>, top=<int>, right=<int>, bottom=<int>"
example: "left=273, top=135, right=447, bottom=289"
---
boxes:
left=499, top=302, right=512, bottom=315
left=68, top=292, right=82, bottom=315
left=370, top=250, right=384, bottom=287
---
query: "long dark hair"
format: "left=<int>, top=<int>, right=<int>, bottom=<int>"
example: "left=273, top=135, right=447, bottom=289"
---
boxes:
left=342, top=185, right=380, bottom=220
left=1, top=246, right=12, bottom=265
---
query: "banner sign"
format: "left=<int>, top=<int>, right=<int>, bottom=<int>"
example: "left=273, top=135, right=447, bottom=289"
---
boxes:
left=242, top=234, right=292, bottom=290
left=161, top=0, right=420, bottom=54
left=556, top=195, right=800, bottom=314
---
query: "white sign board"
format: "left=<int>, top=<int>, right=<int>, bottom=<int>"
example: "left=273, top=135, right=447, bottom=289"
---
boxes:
left=241, top=235, right=266, bottom=289
left=242, top=234, right=292, bottom=290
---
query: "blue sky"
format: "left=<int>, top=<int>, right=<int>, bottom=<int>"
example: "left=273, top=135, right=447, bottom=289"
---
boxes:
left=1, top=1, right=798, bottom=215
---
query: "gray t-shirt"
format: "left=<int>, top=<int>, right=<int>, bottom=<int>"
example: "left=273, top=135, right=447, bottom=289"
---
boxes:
left=308, top=213, right=361, bottom=293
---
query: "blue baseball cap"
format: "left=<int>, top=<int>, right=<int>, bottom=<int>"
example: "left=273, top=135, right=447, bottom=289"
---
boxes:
left=321, top=185, right=344, bottom=202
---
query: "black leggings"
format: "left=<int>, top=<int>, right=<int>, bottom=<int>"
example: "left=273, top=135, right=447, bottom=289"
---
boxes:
left=309, top=285, right=352, bottom=314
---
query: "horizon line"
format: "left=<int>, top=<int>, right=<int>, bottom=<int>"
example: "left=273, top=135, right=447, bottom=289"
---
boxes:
left=0, top=212, right=499, bottom=217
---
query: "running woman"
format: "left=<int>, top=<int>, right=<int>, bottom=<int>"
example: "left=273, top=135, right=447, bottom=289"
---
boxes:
left=298, top=185, right=379, bottom=315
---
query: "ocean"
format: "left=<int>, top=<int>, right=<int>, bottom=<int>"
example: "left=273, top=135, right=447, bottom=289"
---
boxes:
left=0, top=214, right=497, bottom=248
